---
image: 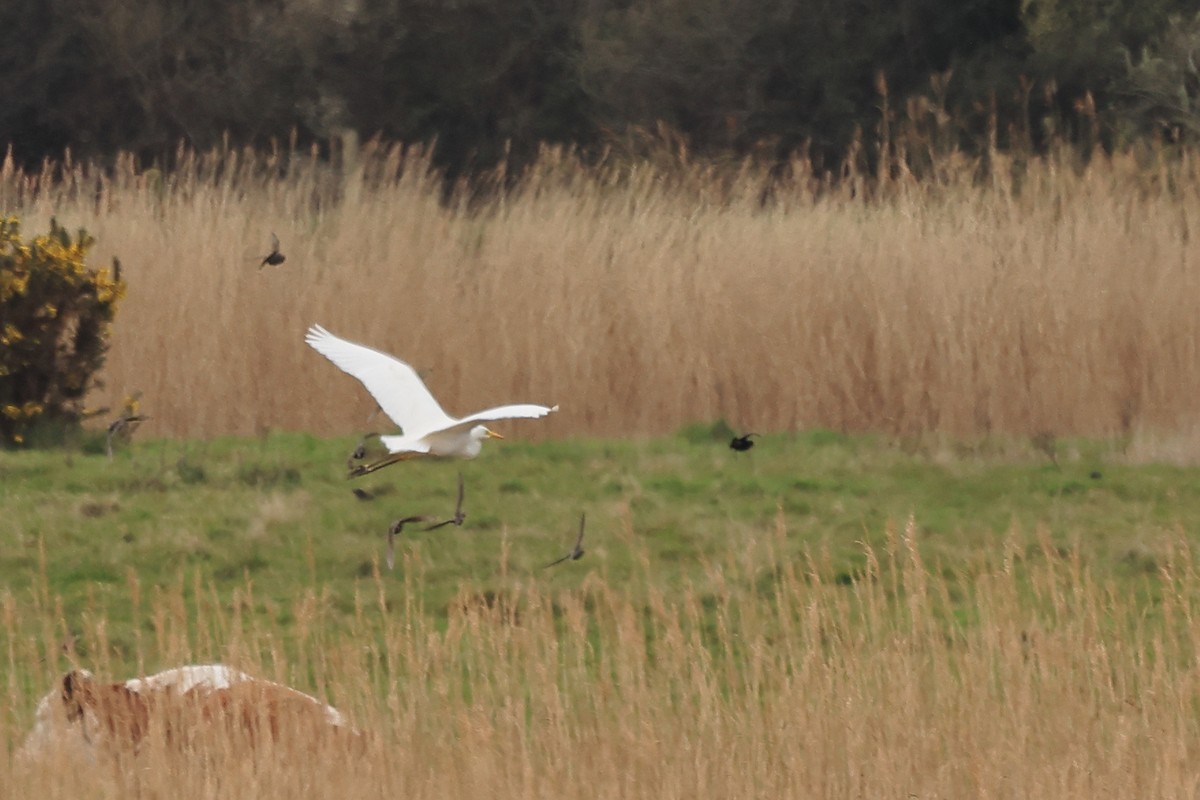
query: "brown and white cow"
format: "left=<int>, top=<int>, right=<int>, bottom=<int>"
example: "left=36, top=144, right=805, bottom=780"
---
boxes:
left=20, top=664, right=362, bottom=760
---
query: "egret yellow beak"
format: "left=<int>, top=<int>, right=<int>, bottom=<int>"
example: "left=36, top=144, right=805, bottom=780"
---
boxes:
left=486, top=429, right=505, bottom=440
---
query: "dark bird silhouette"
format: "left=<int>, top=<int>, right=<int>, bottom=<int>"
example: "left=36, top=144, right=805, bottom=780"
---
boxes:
left=351, top=484, right=394, bottom=501
left=543, top=513, right=587, bottom=568
left=1030, top=430, right=1061, bottom=469
left=347, top=432, right=380, bottom=471
left=387, top=515, right=431, bottom=571
left=729, top=433, right=758, bottom=452
left=258, top=232, right=286, bottom=269
left=425, top=473, right=466, bottom=530
left=106, top=414, right=150, bottom=460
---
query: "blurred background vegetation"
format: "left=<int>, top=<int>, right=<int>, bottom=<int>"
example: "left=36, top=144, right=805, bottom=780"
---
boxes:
left=3, top=0, right=1200, bottom=179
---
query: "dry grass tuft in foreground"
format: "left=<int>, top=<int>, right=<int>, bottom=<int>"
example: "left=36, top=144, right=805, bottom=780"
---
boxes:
left=1, top=144, right=1200, bottom=441
left=4, top=517, right=1200, bottom=798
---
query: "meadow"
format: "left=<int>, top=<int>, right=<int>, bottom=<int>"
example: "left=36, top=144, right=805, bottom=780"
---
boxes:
left=4, top=142, right=1200, bottom=794
left=4, top=429, right=1200, bottom=796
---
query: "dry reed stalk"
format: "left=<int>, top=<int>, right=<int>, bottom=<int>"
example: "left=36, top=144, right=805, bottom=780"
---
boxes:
left=2, top=144, right=1200, bottom=441
left=4, top=519, right=1200, bottom=798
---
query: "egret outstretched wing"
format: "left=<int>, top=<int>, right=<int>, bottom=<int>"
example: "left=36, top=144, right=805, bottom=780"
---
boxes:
left=305, top=325, right=452, bottom=436
left=308, top=324, right=559, bottom=469
left=457, top=404, right=560, bottom=426
left=427, top=403, right=558, bottom=440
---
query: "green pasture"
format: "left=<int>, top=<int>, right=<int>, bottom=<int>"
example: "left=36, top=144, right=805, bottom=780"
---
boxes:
left=0, top=425, right=1196, bottom=671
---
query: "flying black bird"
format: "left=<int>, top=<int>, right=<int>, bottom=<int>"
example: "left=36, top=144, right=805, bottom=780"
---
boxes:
left=729, top=433, right=758, bottom=452
left=386, top=515, right=431, bottom=571
left=258, top=232, right=286, bottom=269
left=425, top=473, right=466, bottom=531
left=543, top=513, right=587, bottom=568
left=106, top=414, right=150, bottom=460
left=347, top=432, right=381, bottom=471
left=351, top=484, right=394, bottom=501
left=1030, top=430, right=1059, bottom=468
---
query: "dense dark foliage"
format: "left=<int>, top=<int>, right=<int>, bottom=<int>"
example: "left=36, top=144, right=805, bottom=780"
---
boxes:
left=0, top=0, right=1197, bottom=174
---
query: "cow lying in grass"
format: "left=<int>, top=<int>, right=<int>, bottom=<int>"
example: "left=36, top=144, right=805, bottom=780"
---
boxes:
left=20, top=664, right=362, bottom=761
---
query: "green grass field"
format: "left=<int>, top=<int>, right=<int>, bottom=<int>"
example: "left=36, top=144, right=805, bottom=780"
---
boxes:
left=2, top=426, right=1192, bottom=651
left=7, top=428, right=1200, bottom=797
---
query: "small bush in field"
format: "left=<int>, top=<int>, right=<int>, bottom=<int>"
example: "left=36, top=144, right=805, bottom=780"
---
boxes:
left=0, top=216, right=125, bottom=445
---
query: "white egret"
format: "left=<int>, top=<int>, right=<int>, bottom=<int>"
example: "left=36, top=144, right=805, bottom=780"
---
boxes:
left=305, top=325, right=558, bottom=475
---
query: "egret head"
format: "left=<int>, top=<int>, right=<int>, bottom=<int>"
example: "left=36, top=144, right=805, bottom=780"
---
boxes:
left=471, top=426, right=504, bottom=442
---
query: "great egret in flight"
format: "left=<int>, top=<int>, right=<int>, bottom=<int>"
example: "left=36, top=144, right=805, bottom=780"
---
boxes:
left=305, top=325, right=558, bottom=475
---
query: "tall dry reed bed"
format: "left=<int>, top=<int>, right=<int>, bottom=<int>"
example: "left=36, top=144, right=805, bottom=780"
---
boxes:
left=3, top=518, right=1200, bottom=798
left=2, top=144, right=1200, bottom=440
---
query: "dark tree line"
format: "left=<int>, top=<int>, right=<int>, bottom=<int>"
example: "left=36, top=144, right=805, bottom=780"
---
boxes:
left=1, top=0, right=1198, bottom=176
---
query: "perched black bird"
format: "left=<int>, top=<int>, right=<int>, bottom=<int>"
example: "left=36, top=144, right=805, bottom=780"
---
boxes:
left=258, top=232, right=286, bottom=269
left=543, top=513, right=587, bottom=568
left=386, top=515, right=431, bottom=571
left=425, top=473, right=467, bottom=530
left=729, top=433, right=758, bottom=452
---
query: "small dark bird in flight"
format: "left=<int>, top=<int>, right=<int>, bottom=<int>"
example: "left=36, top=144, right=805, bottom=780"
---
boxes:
left=106, top=414, right=150, bottom=460
left=425, top=473, right=466, bottom=531
left=1030, top=430, right=1059, bottom=467
left=729, top=433, right=758, bottom=452
left=258, top=232, right=286, bottom=269
left=386, top=515, right=431, bottom=571
left=352, top=484, right=394, bottom=501
left=543, top=513, right=587, bottom=568
left=347, top=432, right=380, bottom=471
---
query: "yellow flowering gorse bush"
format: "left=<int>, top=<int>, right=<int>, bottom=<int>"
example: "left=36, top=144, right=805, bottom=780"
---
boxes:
left=0, top=216, right=125, bottom=445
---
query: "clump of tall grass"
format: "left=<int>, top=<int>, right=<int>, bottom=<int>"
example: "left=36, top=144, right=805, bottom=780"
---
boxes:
left=4, top=517, right=1200, bottom=798
left=1, top=141, right=1199, bottom=441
